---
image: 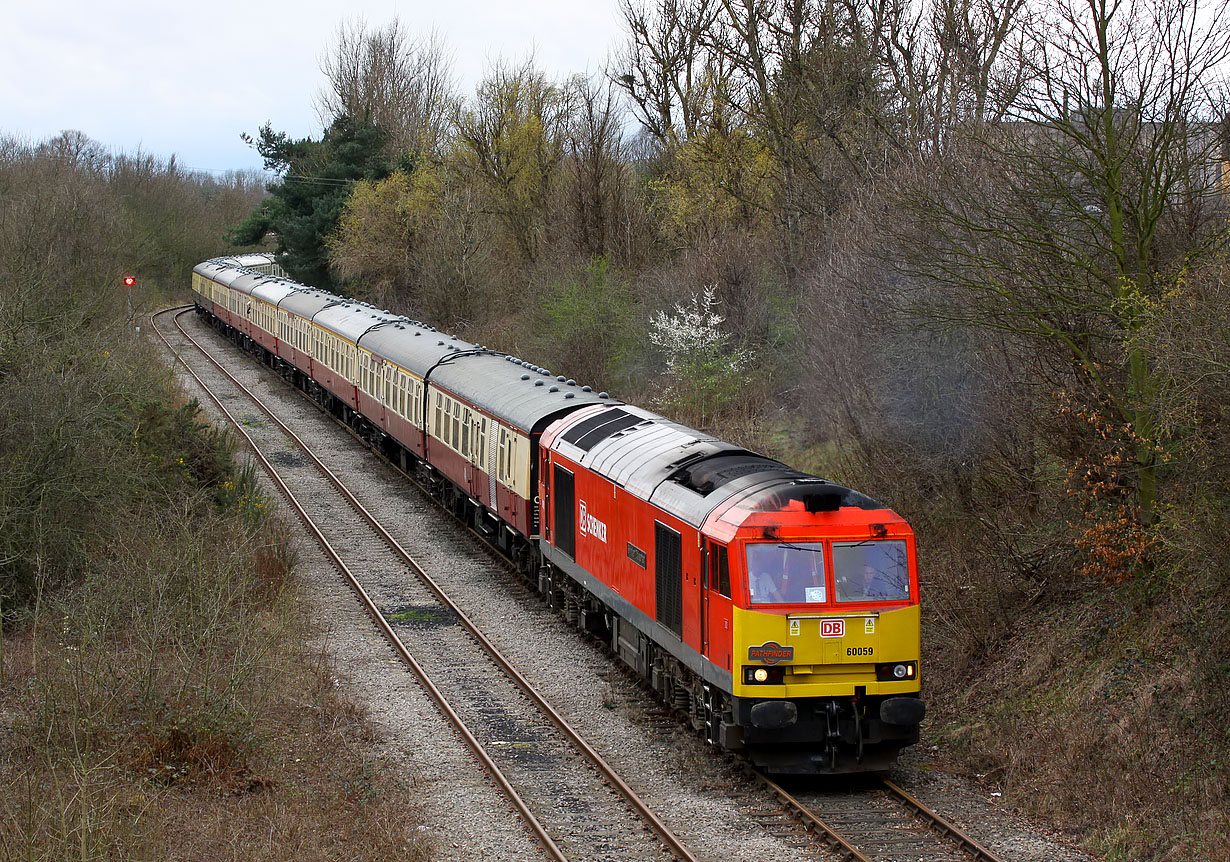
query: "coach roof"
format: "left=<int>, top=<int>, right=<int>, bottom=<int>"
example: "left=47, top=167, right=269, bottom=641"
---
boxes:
left=250, top=279, right=300, bottom=307
left=277, top=287, right=339, bottom=321
left=358, top=321, right=463, bottom=377
left=429, top=352, right=614, bottom=433
left=313, top=300, right=404, bottom=344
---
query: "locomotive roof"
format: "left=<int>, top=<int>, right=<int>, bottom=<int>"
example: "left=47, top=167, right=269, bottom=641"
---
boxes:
left=548, top=405, right=886, bottom=529
left=428, top=352, right=615, bottom=433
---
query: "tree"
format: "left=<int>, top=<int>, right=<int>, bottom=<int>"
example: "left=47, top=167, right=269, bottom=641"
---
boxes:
left=228, top=116, right=393, bottom=290
left=890, top=0, right=1230, bottom=543
left=562, top=76, right=638, bottom=260
left=453, top=60, right=574, bottom=264
left=648, top=284, right=754, bottom=426
left=613, top=0, right=722, bottom=146
left=316, top=19, right=455, bottom=159
left=879, top=0, right=1031, bottom=153
left=617, top=0, right=901, bottom=280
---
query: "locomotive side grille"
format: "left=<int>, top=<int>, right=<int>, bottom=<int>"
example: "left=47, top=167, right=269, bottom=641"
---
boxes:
left=654, top=522, right=683, bottom=638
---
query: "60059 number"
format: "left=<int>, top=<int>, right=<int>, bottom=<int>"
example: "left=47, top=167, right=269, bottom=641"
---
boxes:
left=846, top=647, right=874, bottom=656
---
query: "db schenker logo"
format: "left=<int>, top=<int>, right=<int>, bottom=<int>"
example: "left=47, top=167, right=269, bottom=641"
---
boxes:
left=748, top=642, right=794, bottom=665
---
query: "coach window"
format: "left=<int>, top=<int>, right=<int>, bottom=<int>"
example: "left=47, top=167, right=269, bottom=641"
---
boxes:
left=497, top=428, right=508, bottom=482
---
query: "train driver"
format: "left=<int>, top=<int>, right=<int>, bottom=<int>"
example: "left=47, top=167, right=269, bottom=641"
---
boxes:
left=748, top=551, right=786, bottom=604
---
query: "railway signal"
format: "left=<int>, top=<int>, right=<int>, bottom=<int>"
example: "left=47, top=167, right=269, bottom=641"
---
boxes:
left=122, top=274, right=138, bottom=328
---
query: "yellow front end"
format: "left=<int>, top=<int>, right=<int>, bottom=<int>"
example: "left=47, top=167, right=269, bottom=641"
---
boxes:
left=732, top=604, right=921, bottom=699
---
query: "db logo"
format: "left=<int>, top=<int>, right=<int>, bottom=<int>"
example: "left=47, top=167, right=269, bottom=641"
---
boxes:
left=819, top=619, right=846, bottom=638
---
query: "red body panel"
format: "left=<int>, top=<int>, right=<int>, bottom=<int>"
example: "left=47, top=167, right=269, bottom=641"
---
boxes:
left=540, top=450, right=735, bottom=673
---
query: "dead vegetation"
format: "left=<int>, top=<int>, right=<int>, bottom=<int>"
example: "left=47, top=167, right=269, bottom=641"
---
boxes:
left=0, top=138, right=431, bottom=860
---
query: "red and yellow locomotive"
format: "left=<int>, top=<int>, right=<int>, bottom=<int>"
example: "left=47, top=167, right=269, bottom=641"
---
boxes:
left=539, top=405, right=924, bottom=773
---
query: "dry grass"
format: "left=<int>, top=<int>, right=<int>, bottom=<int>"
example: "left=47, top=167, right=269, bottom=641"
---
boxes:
left=0, top=512, right=432, bottom=862
left=924, top=584, right=1230, bottom=861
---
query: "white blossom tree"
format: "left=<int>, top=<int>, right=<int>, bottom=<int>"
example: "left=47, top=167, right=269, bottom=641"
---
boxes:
left=648, top=285, right=752, bottom=425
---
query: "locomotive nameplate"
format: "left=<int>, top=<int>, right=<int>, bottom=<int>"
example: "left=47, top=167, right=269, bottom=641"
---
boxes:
left=626, top=542, right=647, bottom=568
left=749, top=641, right=794, bottom=665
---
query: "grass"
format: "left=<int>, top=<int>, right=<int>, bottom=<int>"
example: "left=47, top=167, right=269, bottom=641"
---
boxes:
left=920, top=564, right=1230, bottom=860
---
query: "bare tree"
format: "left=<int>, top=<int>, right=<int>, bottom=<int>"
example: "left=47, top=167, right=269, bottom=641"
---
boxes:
left=881, top=0, right=1031, bottom=152
left=612, top=0, right=722, bottom=146
left=563, top=76, right=637, bottom=259
left=891, top=0, right=1230, bottom=528
left=453, top=59, right=575, bottom=263
left=316, top=19, right=456, bottom=157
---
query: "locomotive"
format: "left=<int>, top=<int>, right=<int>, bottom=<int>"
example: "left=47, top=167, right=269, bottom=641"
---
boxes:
left=191, top=253, right=925, bottom=774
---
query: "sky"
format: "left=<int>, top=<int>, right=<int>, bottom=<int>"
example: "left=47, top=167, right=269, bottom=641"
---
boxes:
left=1, top=0, right=629, bottom=175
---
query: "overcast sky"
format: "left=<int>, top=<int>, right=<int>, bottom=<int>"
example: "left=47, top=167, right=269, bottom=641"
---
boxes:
left=1, top=0, right=628, bottom=174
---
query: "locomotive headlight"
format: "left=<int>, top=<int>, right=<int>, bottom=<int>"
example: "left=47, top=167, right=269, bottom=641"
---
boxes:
left=744, top=665, right=786, bottom=685
left=875, top=661, right=918, bottom=681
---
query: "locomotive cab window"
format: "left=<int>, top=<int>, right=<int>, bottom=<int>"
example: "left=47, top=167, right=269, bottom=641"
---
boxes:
left=746, top=542, right=827, bottom=605
left=833, top=540, right=910, bottom=603
left=708, top=544, right=731, bottom=598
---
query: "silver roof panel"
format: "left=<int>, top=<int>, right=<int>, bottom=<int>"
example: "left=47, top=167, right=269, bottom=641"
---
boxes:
left=250, top=280, right=301, bottom=306
left=359, top=323, right=458, bottom=377
left=314, top=301, right=402, bottom=344
left=278, top=289, right=338, bottom=319
left=428, top=353, right=614, bottom=432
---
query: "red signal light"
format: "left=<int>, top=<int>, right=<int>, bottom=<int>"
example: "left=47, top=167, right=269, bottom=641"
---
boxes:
left=123, top=275, right=136, bottom=287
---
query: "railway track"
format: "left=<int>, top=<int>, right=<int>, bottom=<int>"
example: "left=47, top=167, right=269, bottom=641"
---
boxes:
left=749, top=770, right=1008, bottom=862
left=152, top=306, right=700, bottom=862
